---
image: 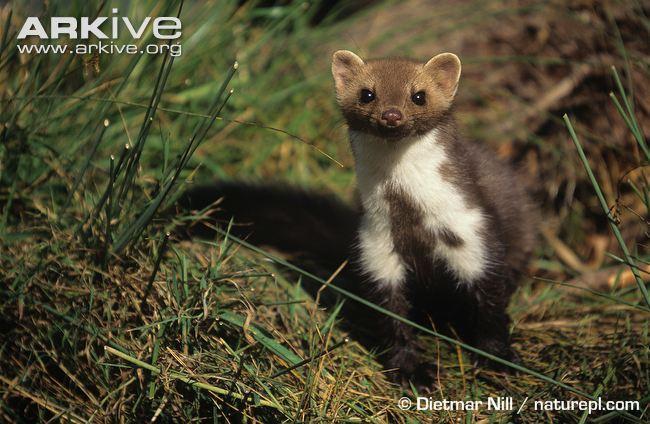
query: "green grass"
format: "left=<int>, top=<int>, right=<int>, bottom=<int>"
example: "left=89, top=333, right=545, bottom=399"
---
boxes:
left=1, top=0, right=649, bottom=422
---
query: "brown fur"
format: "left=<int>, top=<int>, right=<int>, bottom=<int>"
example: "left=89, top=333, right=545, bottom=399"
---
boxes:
left=385, top=184, right=438, bottom=281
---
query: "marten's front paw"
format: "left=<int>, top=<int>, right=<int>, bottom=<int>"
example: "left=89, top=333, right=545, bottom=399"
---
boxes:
left=385, top=345, right=441, bottom=391
left=387, top=363, right=439, bottom=392
left=406, top=363, right=440, bottom=392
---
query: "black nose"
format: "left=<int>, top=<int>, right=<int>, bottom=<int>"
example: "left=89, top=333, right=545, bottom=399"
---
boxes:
left=381, top=108, right=403, bottom=127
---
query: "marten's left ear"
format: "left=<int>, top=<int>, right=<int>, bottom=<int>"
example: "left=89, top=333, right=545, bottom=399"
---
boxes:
left=423, top=53, right=461, bottom=99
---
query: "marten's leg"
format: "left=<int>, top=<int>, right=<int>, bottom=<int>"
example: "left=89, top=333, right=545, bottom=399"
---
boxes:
left=454, top=284, right=518, bottom=371
left=379, top=285, right=437, bottom=387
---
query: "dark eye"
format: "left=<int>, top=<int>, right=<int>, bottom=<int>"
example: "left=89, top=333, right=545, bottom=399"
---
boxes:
left=411, top=91, right=426, bottom=106
left=359, top=89, right=375, bottom=104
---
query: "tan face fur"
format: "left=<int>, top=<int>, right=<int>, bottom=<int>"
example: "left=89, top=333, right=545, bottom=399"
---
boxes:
left=331, top=50, right=461, bottom=139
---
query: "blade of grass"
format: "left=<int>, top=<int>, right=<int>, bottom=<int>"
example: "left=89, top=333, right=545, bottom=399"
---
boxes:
left=147, top=323, right=166, bottom=400
left=563, top=114, right=650, bottom=309
left=219, top=310, right=302, bottom=365
left=269, top=337, right=348, bottom=379
left=102, top=155, right=115, bottom=263
left=64, top=119, right=109, bottom=207
left=533, top=276, right=650, bottom=313
left=141, top=232, right=170, bottom=306
left=610, top=66, right=649, bottom=162
left=79, top=144, right=130, bottom=233
left=0, top=9, right=13, bottom=59
left=609, top=92, right=649, bottom=162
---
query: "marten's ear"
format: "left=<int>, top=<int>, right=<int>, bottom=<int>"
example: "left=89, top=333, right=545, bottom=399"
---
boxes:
left=332, top=50, right=364, bottom=94
left=423, top=53, right=461, bottom=99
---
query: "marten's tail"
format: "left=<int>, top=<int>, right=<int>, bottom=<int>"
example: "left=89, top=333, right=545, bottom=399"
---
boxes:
left=175, top=181, right=360, bottom=269
left=176, top=182, right=388, bottom=348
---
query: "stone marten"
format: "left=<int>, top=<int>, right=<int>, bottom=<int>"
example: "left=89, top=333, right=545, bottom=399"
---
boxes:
left=178, top=50, right=537, bottom=386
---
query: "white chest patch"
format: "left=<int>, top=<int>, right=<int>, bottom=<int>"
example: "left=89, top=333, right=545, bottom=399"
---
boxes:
left=350, top=129, right=487, bottom=289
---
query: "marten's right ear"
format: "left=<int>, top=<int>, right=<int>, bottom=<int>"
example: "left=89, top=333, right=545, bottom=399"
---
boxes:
left=332, top=50, right=364, bottom=94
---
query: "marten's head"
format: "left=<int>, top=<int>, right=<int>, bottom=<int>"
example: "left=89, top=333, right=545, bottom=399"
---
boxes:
left=331, top=50, right=461, bottom=139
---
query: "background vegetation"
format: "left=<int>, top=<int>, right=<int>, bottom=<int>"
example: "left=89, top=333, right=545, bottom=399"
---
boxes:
left=0, top=0, right=648, bottom=422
